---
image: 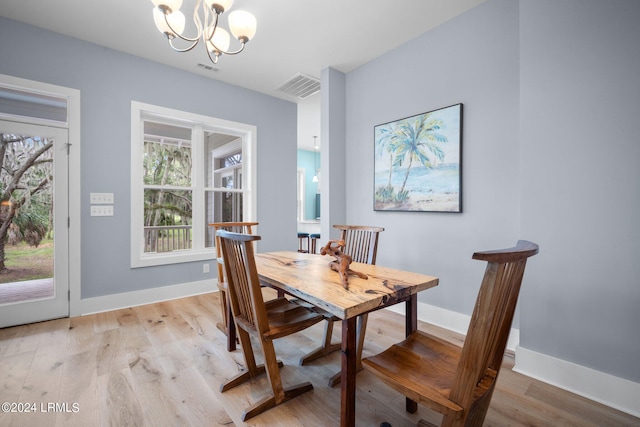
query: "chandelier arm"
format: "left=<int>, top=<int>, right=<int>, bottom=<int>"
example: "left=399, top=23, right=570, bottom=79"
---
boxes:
left=203, top=11, right=246, bottom=58
left=168, top=37, right=199, bottom=53
left=203, top=8, right=219, bottom=43
left=211, top=42, right=247, bottom=56
left=158, top=0, right=202, bottom=43
left=193, top=0, right=204, bottom=42
left=205, top=45, right=220, bottom=64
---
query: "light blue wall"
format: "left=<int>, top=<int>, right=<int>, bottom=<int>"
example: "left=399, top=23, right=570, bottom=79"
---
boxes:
left=343, top=0, right=640, bottom=384
left=297, top=149, right=320, bottom=220
left=0, top=17, right=298, bottom=299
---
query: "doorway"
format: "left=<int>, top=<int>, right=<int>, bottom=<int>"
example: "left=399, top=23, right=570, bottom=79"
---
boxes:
left=0, top=121, right=69, bottom=327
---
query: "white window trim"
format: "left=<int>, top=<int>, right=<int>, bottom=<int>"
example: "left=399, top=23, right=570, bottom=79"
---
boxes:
left=130, top=101, right=256, bottom=268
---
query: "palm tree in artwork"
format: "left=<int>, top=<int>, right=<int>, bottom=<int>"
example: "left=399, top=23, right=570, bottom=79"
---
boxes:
left=375, top=122, right=398, bottom=188
left=390, top=113, right=447, bottom=196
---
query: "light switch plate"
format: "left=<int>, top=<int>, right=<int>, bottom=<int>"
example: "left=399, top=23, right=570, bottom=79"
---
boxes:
left=90, top=192, right=114, bottom=204
left=90, top=205, right=114, bottom=216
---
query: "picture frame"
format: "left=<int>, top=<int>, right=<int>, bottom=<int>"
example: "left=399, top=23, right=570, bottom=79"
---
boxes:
left=374, top=103, right=462, bottom=212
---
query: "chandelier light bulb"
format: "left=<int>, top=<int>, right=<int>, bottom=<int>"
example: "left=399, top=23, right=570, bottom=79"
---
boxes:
left=153, top=7, right=186, bottom=37
left=207, top=27, right=231, bottom=54
left=151, top=0, right=183, bottom=12
left=228, top=10, right=257, bottom=42
left=204, top=0, right=234, bottom=13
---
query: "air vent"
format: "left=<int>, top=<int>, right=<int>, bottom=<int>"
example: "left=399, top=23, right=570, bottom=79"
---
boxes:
left=197, top=63, right=219, bottom=72
left=277, top=73, right=321, bottom=99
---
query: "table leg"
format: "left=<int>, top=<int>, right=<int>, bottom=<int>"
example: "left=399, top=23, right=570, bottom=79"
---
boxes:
left=405, top=295, right=418, bottom=413
left=340, top=317, right=357, bottom=427
left=328, top=314, right=367, bottom=387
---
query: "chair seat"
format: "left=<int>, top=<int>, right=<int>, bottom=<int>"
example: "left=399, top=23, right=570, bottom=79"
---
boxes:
left=362, top=330, right=466, bottom=417
left=263, top=297, right=324, bottom=340
left=289, top=297, right=336, bottom=320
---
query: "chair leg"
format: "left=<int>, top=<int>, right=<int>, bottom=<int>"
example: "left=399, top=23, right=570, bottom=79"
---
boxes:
left=241, top=339, right=314, bottom=421
left=216, top=288, right=238, bottom=352
left=355, top=313, right=368, bottom=371
left=220, top=329, right=284, bottom=393
left=299, top=319, right=341, bottom=365
left=216, top=288, right=228, bottom=334
left=226, top=295, right=237, bottom=352
left=242, top=382, right=314, bottom=422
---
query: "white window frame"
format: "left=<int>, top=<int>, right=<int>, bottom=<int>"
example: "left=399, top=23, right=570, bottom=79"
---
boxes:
left=130, top=101, right=256, bottom=268
left=210, top=140, right=243, bottom=223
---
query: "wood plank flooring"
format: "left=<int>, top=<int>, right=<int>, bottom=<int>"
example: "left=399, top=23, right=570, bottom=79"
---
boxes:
left=1, top=289, right=638, bottom=426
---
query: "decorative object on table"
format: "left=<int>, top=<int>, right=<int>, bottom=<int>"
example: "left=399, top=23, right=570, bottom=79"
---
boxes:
left=374, top=103, right=463, bottom=213
left=299, top=225, right=384, bottom=389
left=320, top=239, right=367, bottom=289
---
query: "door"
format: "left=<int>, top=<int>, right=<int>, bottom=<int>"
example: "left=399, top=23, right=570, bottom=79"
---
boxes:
left=0, top=120, right=69, bottom=327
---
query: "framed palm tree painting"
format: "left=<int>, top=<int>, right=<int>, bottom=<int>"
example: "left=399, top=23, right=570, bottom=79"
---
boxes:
left=374, top=103, right=462, bottom=212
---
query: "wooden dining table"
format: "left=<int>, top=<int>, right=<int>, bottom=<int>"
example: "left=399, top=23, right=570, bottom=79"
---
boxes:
left=254, top=251, right=439, bottom=427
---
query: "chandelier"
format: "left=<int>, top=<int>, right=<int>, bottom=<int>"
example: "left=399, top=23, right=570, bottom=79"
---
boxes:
left=151, top=0, right=257, bottom=64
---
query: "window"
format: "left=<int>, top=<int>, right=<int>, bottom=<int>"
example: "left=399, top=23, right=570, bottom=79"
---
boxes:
left=131, top=102, right=256, bottom=267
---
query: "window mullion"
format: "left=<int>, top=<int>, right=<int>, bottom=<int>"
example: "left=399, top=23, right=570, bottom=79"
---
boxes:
left=191, top=124, right=204, bottom=251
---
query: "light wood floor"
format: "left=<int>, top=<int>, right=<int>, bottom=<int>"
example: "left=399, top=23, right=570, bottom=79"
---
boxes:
left=1, top=289, right=638, bottom=427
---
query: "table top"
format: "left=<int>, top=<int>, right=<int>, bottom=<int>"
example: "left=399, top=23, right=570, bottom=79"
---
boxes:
left=254, top=251, right=439, bottom=320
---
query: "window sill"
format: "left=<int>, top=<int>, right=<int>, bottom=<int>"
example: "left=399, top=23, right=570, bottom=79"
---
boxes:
left=131, top=249, right=216, bottom=268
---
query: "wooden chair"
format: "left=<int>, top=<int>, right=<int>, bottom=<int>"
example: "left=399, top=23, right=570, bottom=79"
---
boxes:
left=209, top=221, right=258, bottom=352
left=217, top=230, right=324, bottom=421
left=298, top=224, right=384, bottom=387
left=362, top=240, right=539, bottom=427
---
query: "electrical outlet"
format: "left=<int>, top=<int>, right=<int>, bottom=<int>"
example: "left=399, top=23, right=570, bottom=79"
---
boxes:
left=203, top=263, right=210, bottom=273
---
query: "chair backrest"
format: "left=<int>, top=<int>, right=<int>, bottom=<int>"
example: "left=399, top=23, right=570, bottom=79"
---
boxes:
left=333, top=225, right=385, bottom=265
left=449, top=240, right=539, bottom=422
left=216, top=230, right=267, bottom=336
left=210, top=222, right=259, bottom=285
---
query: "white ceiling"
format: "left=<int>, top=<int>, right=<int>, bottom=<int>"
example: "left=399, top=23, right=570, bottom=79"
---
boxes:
left=0, top=0, right=486, bottom=103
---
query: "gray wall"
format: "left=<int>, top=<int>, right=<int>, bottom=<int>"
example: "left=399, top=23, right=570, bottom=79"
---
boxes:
left=345, top=0, right=521, bottom=315
left=518, top=0, right=640, bottom=382
left=343, top=0, right=639, bottom=383
left=0, top=17, right=298, bottom=299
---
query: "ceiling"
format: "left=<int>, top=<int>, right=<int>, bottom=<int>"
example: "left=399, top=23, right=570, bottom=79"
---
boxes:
left=0, top=0, right=486, bottom=103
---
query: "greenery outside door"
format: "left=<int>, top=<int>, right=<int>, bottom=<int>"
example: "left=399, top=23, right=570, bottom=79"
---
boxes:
left=0, top=121, right=69, bottom=327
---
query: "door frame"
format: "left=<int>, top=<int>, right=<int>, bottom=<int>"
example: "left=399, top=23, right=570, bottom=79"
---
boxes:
left=0, top=74, right=81, bottom=320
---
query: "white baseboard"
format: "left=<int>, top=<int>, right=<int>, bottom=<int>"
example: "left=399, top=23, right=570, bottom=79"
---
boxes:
left=386, top=301, right=639, bottom=418
left=514, top=346, right=640, bottom=418
left=78, top=279, right=218, bottom=316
